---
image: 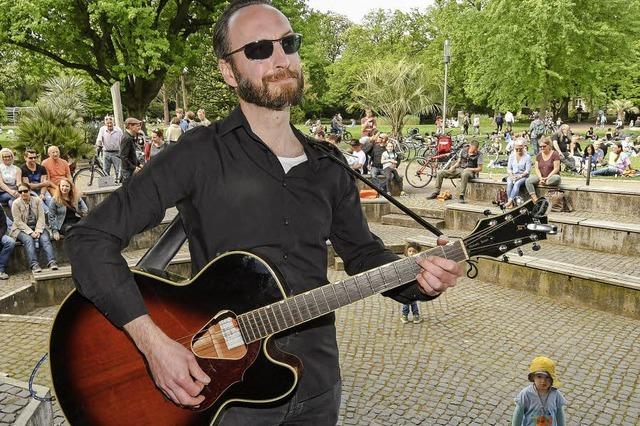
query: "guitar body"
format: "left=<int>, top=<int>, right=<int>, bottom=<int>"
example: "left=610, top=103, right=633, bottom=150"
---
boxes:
left=49, top=251, right=302, bottom=425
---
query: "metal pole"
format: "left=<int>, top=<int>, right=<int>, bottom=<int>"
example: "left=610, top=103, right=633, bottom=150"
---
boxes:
left=586, top=155, right=592, bottom=186
left=443, top=40, right=451, bottom=132
left=110, top=82, right=123, bottom=129
left=180, top=68, right=188, bottom=112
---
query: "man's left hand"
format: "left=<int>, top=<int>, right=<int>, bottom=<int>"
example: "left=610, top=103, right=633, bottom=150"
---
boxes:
left=414, top=236, right=461, bottom=296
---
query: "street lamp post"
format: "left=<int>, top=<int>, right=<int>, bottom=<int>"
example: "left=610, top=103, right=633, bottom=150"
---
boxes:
left=443, top=39, right=451, bottom=131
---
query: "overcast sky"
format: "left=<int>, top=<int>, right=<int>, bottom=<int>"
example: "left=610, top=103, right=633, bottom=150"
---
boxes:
left=306, top=0, right=435, bottom=23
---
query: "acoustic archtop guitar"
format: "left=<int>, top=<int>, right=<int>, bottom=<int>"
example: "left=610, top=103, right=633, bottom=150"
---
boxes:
left=49, top=199, right=555, bottom=425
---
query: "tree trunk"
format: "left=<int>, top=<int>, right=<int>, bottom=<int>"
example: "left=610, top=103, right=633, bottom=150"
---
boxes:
left=121, top=73, right=167, bottom=131
left=560, top=97, right=570, bottom=121
left=162, top=85, right=170, bottom=125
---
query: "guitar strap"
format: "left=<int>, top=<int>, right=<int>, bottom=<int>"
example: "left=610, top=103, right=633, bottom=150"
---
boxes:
left=136, top=138, right=442, bottom=272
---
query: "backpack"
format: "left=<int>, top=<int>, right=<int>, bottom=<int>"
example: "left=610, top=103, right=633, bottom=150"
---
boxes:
left=547, top=190, right=573, bottom=213
left=492, top=188, right=508, bottom=205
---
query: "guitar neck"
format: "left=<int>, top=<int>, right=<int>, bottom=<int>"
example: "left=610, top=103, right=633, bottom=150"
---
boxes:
left=237, top=241, right=468, bottom=343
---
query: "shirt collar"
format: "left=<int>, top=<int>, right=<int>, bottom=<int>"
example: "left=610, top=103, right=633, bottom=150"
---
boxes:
left=218, top=106, right=323, bottom=171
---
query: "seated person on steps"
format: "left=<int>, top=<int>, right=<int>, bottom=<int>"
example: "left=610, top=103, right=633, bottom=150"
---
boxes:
left=590, top=142, right=629, bottom=177
left=381, top=141, right=403, bottom=194
left=10, top=183, right=58, bottom=273
left=49, top=178, right=88, bottom=241
left=525, top=137, right=561, bottom=203
left=427, top=139, right=483, bottom=204
left=505, top=139, right=531, bottom=208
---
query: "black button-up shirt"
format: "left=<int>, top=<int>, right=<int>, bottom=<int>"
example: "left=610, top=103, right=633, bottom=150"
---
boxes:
left=66, top=107, right=427, bottom=400
left=119, top=130, right=140, bottom=172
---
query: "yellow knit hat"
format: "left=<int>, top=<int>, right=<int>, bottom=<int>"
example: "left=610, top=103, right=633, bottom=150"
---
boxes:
left=527, top=356, right=561, bottom=388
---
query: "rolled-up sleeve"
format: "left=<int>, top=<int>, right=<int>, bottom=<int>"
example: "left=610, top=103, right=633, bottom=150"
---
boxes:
left=65, top=137, right=201, bottom=327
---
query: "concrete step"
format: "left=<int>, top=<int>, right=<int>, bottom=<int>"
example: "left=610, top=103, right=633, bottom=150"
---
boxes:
left=389, top=204, right=445, bottom=219
left=406, top=234, right=640, bottom=319
left=381, top=213, right=445, bottom=230
left=466, top=178, right=640, bottom=219
left=443, top=202, right=640, bottom=256
left=3, top=208, right=178, bottom=275
left=0, top=245, right=191, bottom=316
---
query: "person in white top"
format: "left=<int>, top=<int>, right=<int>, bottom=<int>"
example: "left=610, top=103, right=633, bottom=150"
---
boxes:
left=95, top=116, right=124, bottom=181
left=505, top=111, right=515, bottom=132
left=349, top=139, right=367, bottom=173
left=381, top=142, right=403, bottom=193
left=0, top=148, right=22, bottom=208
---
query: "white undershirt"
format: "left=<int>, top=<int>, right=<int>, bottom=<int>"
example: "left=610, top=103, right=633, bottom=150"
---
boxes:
left=277, top=153, right=308, bottom=174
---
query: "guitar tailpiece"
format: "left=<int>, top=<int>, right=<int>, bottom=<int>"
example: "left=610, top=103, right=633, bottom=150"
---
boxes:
left=29, top=353, right=56, bottom=402
left=465, top=259, right=479, bottom=279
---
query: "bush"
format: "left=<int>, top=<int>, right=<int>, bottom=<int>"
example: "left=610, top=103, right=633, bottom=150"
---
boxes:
left=0, top=92, right=6, bottom=124
left=15, top=104, right=92, bottom=161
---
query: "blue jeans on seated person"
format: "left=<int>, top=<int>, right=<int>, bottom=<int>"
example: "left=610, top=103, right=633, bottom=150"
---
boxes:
left=506, top=177, right=527, bottom=201
left=370, top=166, right=384, bottom=190
left=402, top=301, right=419, bottom=316
left=0, top=235, right=16, bottom=273
left=591, top=166, right=620, bottom=176
left=16, top=229, right=55, bottom=268
left=0, top=191, right=16, bottom=208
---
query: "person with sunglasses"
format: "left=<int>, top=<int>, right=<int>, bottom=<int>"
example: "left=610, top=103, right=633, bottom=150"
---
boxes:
left=65, top=1, right=460, bottom=423
left=525, top=136, right=561, bottom=203
left=10, top=184, right=58, bottom=273
left=21, top=149, right=52, bottom=212
left=504, top=139, right=531, bottom=209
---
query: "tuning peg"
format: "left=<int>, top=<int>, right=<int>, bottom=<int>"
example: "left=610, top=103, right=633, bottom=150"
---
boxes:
left=532, top=243, right=541, bottom=251
left=502, top=255, right=509, bottom=262
left=483, top=209, right=491, bottom=216
left=517, top=248, right=524, bottom=256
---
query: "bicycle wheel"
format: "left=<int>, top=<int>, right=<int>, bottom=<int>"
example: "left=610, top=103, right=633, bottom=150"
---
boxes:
left=73, top=167, right=106, bottom=192
left=405, top=156, right=435, bottom=188
left=342, top=131, right=352, bottom=142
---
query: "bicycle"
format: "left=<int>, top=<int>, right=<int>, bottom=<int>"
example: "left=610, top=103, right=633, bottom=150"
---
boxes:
left=329, top=126, right=352, bottom=142
left=72, top=153, right=116, bottom=192
left=404, top=142, right=463, bottom=188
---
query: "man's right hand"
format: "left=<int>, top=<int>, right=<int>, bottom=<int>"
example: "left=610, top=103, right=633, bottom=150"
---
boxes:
left=124, top=315, right=211, bottom=407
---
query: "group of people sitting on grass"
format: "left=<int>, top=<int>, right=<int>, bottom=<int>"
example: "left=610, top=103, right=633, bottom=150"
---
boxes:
left=0, top=147, right=88, bottom=279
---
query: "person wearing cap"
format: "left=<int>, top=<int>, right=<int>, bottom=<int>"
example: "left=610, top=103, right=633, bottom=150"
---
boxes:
left=41, top=146, right=72, bottom=187
left=512, top=356, right=566, bottom=426
left=119, top=117, right=143, bottom=184
left=349, top=138, right=366, bottom=172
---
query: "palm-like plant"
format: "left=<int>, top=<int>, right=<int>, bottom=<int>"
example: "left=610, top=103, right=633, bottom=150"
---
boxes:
left=351, top=59, right=440, bottom=138
left=41, top=75, right=87, bottom=122
left=607, top=99, right=639, bottom=121
left=15, top=104, right=90, bottom=161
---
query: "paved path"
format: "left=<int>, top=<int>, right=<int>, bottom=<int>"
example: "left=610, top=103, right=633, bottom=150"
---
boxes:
left=1, top=272, right=639, bottom=425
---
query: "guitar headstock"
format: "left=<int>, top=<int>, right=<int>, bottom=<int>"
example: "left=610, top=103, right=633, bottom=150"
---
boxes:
left=463, top=199, right=556, bottom=259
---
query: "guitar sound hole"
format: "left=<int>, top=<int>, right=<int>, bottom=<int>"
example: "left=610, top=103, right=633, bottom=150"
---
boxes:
left=192, top=312, right=248, bottom=360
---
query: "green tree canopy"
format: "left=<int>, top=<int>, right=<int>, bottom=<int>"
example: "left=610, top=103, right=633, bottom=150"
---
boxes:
left=0, top=0, right=223, bottom=118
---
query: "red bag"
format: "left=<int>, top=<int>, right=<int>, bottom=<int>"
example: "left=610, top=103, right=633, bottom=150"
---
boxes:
left=436, top=135, right=452, bottom=154
left=359, top=189, right=379, bottom=199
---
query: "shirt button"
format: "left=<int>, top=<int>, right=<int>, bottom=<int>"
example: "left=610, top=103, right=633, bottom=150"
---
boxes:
left=283, top=253, right=288, bottom=261
left=282, top=181, right=287, bottom=187
left=284, top=218, right=289, bottom=225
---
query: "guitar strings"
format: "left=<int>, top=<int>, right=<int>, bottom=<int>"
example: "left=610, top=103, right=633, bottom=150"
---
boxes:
left=158, top=214, right=534, bottom=351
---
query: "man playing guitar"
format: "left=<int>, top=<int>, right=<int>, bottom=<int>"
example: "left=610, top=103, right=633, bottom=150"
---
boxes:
left=65, top=1, right=460, bottom=424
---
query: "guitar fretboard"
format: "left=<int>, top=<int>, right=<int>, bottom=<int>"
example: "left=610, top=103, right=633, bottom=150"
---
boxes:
left=236, top=240, right=467, bottom=343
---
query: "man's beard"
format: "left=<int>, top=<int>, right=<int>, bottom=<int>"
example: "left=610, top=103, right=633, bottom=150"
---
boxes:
left=231, top=62, right=304, bottom=110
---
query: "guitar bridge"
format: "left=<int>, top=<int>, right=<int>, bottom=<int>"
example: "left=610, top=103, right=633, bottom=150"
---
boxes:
left=191, top=311, right=247, bottom=360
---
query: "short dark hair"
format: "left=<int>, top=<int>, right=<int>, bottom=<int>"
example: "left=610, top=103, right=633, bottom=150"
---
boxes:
left=25, top=149, right=37, bottom=156
left=213, top=0, right=272, bottom=60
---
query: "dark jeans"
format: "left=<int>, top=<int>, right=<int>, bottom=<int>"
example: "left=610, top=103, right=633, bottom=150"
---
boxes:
left=0, top=235, right=16, bottom=272
left=120, top=168, right=134, bottom=184
left=218, top=379, right=341, bottom=426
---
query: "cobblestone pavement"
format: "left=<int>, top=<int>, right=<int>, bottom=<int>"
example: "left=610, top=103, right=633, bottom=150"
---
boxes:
left=0, top=271, right=33, bottom=299
left=330, top=270, right=640, bottom=426
left=2, top=273, right=639, bottom=425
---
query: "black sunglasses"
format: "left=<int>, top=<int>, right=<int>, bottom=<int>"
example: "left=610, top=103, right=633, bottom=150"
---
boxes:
left=223, top=33, right=302, bottom=61
left=18, top=189, right=29, bottom=194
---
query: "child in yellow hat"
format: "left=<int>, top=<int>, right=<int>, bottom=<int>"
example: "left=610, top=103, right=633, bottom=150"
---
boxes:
left=512, top=356, right=566, bottom=426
